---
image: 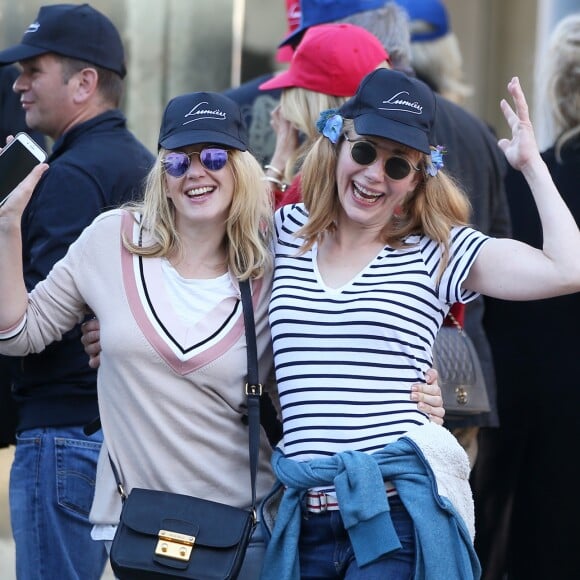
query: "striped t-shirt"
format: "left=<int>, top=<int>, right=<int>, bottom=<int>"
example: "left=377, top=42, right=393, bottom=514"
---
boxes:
left=270, top=203, right=489, bottom=463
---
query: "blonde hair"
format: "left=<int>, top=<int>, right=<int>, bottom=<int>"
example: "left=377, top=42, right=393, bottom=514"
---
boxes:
left=410, top=33, right=473, bottom=106
left=299, top=119, right=471, bottom=274
left=540, top=13, right=580, bottom=162
left=279, top=88, right=346, bottom=182
left=123, top=149, right=273, bottom=280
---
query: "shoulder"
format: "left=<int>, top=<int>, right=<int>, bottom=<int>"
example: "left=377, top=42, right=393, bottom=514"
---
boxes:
left=85, top=208, right=127, bottom=234
left=449, top=225, right=489, bottom=248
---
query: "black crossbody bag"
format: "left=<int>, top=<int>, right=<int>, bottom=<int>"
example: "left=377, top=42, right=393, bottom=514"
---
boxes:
left=108, top=280, right=262, bottom=579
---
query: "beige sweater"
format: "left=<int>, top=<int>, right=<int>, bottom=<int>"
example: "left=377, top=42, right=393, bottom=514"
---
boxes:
left=0, top=209, right=276, bottom=524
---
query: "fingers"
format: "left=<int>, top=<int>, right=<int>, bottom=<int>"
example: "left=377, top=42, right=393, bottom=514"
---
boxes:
left=507, top=76, right=530, bottom=120
left=411, top=367, right=445, bottom=425
left=80, top=319, right=101, bottom=364
left=88, top=353, right=101, bottom=370
left=81, top=317, right=100, bottom=335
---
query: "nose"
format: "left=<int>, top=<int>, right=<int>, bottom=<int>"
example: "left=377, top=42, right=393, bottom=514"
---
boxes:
left=364, top=156, right=386, bottom=182
left=12, top=71, right=27, bottom=94
left=185, top=154, right=206, bottom=178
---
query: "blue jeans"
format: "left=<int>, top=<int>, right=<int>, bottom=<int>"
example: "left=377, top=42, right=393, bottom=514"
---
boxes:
left=298, top=496, right=415, bottom=579
left=10, top=426, right=107, bottom=580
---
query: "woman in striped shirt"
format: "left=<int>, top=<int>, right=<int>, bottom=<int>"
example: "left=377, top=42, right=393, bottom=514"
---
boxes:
left=262, top=68, right=580, bottom=580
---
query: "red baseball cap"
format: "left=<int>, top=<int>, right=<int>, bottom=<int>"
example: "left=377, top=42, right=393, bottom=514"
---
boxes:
left=260, top=23, right=389, bottom=97
left=276, top=0, right=301, bottom=63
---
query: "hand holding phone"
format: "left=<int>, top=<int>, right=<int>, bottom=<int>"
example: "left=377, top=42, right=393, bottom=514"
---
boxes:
left=0, top=132, right=47, bottom=208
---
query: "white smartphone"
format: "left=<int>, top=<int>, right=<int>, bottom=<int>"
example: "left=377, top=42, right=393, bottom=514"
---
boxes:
left=0, top=132, right=47, bottom=208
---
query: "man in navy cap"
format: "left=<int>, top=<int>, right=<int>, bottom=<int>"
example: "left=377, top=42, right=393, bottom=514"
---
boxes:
left=0, top=4, right=154, bottom=579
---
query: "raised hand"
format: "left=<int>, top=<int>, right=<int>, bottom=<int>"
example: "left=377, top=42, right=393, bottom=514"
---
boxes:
left=497, top=76, right=542, bottom=172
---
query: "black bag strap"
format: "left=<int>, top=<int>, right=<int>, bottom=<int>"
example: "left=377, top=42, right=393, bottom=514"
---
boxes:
left=239, top=279, right=260, bottom=509
left=108, top=279, right=261, bottom=512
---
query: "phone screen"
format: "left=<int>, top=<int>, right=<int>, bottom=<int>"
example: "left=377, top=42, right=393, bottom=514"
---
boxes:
left=0, top=138, right=46, bottom=205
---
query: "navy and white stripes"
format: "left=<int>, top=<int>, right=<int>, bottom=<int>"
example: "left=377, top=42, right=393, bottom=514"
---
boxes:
left=270, top=204, right=488, bottom=461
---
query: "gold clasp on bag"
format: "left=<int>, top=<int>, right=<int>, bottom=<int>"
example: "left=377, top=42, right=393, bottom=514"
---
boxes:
left=455, top=386, right=468, bottom=405
left=155, top=530, right=195, bottom=562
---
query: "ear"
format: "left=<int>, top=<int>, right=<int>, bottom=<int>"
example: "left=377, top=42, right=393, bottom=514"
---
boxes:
left=72, top=67, right=99, bottom=104
left=409, top=172, right=423, bottom=191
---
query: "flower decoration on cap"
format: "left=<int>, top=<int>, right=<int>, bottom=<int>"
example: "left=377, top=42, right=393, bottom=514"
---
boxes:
left=316, top=108, right=343, bottom=144
left=427, top=145, right=447, bottom=176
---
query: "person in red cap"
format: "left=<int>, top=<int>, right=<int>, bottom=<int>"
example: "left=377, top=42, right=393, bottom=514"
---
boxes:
left=258, top=23, right=391, bottom=208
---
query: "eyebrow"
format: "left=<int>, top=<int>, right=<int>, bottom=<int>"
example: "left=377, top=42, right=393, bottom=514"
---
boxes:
left=352, top=135, right=415, bottom=157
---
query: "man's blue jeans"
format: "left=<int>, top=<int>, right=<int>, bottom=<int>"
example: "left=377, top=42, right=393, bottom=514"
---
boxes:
left=298, top=495, right=416, bottom=579
left=9, top=426, right=107, bottom=580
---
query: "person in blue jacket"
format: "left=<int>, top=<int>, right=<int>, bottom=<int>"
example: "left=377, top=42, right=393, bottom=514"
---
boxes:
left=0, top=4, right=154, bottom=579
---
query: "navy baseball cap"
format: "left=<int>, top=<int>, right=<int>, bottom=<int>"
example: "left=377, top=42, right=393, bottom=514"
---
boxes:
left=0, top=3, right=126, bottom=77
left=339, top=68, right=436, bottom=154
left=159, top=92, right=249, bottom=152
left=278, top=0, right=387, bottom=48
left=396, top=0, right=450, bottom=42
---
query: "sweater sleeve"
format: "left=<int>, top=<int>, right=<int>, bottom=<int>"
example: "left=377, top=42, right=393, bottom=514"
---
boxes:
left=0, top=216, right=99, bottom=355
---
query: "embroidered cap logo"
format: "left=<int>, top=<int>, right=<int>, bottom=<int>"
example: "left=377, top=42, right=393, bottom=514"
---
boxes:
left=380, top=91, right=424, bottom=115
left=184, top=102, right=227, bottom=127
left=25, top=22, right=40, bottom=34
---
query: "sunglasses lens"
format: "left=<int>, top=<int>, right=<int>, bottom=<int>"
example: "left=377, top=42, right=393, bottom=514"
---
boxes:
left=200, top=148, right=228, bottom=171
left=162, top=152, right=190, bottom=177
left=385, top=157, right=412, bottom=180
left=350, top=141, right=376, bottom=166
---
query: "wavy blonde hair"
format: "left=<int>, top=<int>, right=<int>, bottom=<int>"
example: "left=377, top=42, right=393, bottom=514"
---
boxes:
left=123, top=149, right=273, bottom=280
left=279, top=88, right=345, bottom=182
left=540, top=13, right=580, bottom=162
left=410, top=34, right=473, bottom=106
left=299, top=119, right=471, bottom=274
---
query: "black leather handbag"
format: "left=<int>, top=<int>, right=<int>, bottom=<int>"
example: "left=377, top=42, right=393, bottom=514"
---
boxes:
left=432, top=312, right=491, bottom=417
left=109, top=280, right=262, bottom=579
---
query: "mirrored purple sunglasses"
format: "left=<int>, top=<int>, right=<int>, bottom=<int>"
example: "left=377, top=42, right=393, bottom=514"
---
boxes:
left=161, top=148, right=229, bottom=177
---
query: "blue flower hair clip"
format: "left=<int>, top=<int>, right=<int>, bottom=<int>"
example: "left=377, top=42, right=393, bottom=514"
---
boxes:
left=427, top=145, right=447, bottom=177
left=316, top=108, right=343, bottom=144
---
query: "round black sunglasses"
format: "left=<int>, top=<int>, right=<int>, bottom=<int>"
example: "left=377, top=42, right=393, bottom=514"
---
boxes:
left=344, top=135, right=420, bottom=181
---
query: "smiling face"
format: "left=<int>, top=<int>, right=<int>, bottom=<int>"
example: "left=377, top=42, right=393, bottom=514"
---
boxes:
left=14, top=54, right=80, bottom=140
left=163, top=144, right=235, bottom=233
left=335, top=131, right=423, bottom=232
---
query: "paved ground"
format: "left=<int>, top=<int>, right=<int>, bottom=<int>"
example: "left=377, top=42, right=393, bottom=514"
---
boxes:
left=0, top=447, right=115, bottom=579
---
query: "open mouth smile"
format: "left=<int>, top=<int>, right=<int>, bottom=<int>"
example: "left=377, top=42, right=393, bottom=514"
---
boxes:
left=353, top=182, right=384, bottom=204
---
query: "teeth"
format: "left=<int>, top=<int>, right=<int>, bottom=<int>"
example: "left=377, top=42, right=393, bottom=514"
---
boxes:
left=186, top=186, right=213, bottom=197
left=353, top=182, right=382, bottom=202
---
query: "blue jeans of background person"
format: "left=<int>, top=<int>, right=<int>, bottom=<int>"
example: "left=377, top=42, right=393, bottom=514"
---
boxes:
left=299, top=495, right=415, bottom=579
left=9, top=426, right=107, bottom=580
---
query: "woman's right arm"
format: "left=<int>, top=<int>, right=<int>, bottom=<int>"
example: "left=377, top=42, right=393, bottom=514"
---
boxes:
left=0, top=163, right=48, bottom=330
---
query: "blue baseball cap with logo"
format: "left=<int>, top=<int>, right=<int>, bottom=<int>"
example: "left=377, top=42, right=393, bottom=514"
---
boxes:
left=278, top=0, right=387, bottom=48
left=159, top=92, right=249, bottom=152
left=0, top=3, right=126, bottom=77
left=338, top=68, right=436, bottom=154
